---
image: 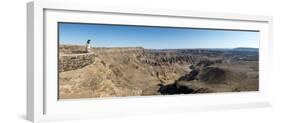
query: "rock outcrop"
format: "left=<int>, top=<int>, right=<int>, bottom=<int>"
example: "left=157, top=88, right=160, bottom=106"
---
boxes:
left=198, top=67, right=227, bottom=84
left=59, top=53, right=95, bottom=72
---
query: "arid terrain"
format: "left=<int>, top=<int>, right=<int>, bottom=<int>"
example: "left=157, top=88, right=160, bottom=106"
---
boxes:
left=59, top=45, right=259, bottom=99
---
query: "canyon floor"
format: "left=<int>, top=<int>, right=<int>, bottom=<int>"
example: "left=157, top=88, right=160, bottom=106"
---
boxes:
left=59, top=45, right=259, bottom=99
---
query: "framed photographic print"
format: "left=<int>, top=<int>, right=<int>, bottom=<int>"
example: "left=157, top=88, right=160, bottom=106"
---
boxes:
left=27, top=0, right=273, bottom=122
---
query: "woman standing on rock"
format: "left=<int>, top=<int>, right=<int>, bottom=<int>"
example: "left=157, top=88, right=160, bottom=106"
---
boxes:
left=85, top=39, right=91, bottom=53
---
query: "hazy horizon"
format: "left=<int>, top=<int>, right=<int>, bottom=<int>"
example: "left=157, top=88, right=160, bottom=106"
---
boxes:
left=59, top=23, right=259, bottom=49
left=60, top=43, right=259, bottom=50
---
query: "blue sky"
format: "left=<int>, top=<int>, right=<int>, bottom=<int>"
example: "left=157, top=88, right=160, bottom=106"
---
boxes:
left=59, top=23, right=259, bottom=49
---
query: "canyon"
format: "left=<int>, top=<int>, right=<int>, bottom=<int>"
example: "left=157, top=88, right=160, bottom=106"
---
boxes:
left=59, top=45, right=259, bottom=99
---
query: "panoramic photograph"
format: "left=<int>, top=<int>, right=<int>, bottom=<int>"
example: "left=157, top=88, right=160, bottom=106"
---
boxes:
left=58, top=22, right=259, bottom=99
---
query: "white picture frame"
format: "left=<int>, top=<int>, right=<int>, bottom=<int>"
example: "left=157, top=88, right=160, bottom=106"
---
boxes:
left=27, top=0, right=273, bottom=122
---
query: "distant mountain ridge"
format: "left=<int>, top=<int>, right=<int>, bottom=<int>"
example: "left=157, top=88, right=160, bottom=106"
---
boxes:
left=233, top=47, right=259, bottom=52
